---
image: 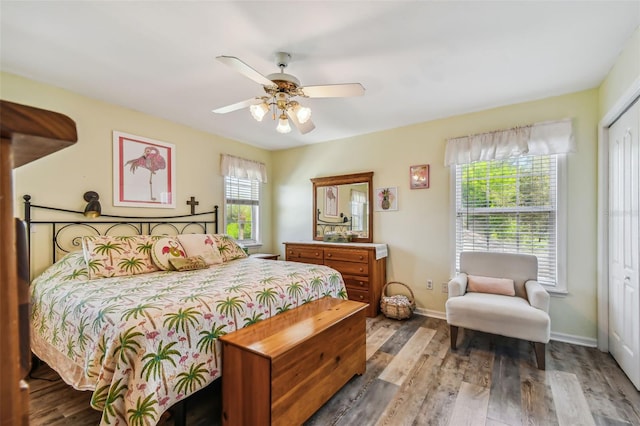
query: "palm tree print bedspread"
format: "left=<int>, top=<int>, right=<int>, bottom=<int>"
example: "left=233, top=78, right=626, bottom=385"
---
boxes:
left=30, top=251, right=347, bottom=425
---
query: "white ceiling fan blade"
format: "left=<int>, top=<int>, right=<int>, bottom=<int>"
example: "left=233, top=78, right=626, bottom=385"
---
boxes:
left=301, top=83, right=365, bottom=98
left=216, top=56, right=276, bottom=88
left=287, top=110, right=316, bottom=134
left=212, top=98, right=262, bottom=114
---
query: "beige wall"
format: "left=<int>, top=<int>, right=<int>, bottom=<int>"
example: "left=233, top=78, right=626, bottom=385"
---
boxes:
left=273, top=89, right=599, bottom=340
left=2, top=72, right=273, bottom=276
left=599, top=27, right=640, bottom=118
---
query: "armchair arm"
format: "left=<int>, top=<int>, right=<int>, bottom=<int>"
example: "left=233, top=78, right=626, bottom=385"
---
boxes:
left=448, top=273, right=468, bottom=297
left=525, top=280, right=550, bottom=313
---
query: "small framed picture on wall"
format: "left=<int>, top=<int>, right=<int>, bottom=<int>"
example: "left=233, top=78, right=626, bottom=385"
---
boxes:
left=374, top=187, right=398, bottom=211
left=409, top=164, right=430, bottom=189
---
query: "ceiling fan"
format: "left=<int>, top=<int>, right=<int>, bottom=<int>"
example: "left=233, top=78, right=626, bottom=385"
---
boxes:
left=212, top=52, right=365, bottom=135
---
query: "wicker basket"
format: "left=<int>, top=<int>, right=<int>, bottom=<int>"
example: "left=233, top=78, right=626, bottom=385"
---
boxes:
left=380, top=281, right=416, bottom=320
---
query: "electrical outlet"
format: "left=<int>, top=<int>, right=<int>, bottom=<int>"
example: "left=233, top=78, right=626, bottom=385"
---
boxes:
left=426, top=279, right=433, bottom=290
left=442, top=283, right=448, bottom=293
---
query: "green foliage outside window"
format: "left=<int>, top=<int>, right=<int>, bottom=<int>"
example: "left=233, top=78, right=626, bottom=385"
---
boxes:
left=460, top=157, right=553, bottom=251
left=225, top=204, right=254, bottom=241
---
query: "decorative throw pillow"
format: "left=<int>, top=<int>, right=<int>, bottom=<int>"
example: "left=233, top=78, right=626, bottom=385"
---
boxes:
left=467, top=274, right=515, bottom=296
left=212, top=234, right=248, bottom=262
left=176, top=234, right=223, bottom=266
left=169, top=255, right=208, bottom=271
left=151, top=237, right=187, bottom=271
left=82, top=235, right=159, bottom=279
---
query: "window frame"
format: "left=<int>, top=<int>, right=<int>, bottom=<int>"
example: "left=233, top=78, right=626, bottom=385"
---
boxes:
left=449, top=154, right=568, bottom=294
left=223, top=176, right=262, bottom=247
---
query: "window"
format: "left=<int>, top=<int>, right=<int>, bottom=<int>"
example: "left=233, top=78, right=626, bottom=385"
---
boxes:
left=453, top=154, right=566, bottom=291
left=224, top=176, right=260, bottom=245
left=350, top=189, right=366, bottom=232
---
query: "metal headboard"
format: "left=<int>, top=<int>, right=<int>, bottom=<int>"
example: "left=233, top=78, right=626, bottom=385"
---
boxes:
left=315, top=208, right=353, bottom=235
left=23, top=194, right=219, bottom=264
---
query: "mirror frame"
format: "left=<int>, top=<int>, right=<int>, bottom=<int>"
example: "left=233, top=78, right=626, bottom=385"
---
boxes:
left=311, top=171, right=374, bottom=243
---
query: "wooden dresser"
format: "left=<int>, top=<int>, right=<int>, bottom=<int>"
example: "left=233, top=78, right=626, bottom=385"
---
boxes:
left=284, top=242, right=387, bottom=317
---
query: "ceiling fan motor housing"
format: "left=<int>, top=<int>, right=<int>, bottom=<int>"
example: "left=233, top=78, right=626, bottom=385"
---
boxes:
left=265, top=72, right=301, bottom=94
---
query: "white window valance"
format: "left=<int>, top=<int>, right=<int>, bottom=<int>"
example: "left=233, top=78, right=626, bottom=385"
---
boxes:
left=220, top=154, right=267, bottom=183
left=444, top=118, right=575, bottom=166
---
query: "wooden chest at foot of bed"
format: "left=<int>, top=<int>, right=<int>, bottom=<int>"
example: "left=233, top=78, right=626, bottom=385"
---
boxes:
left=220, top=297, right=367, bottom=426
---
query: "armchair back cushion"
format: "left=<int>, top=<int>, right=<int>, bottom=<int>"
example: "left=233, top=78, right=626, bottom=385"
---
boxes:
left=460, top=251, right=537, bottom=299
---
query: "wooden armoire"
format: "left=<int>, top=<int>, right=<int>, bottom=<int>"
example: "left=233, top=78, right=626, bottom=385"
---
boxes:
left=0, top=100, right=77, bottom=425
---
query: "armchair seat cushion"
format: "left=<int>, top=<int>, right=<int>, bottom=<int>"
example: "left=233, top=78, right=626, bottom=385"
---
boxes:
left=446, top=292, right=550, bottom=343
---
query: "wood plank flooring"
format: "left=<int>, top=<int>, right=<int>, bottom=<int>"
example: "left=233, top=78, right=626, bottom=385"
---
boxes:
left=28, top=314, right=640, bottom=425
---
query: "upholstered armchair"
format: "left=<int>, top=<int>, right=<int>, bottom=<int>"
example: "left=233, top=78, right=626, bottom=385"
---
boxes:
left=445, top=251, right=551, bottom=369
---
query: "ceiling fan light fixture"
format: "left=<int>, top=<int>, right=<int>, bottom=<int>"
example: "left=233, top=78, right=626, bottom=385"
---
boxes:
left=249, top=102, right=269, bottom=122
left=214, top=53, right=364, bottom=135
left=276, top=113, right=291, bottom=134
left=294, top=104, right=312, bottom=124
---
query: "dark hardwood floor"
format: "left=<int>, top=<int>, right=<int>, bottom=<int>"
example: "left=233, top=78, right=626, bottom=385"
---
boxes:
left=28, top=314, right=640, bottom=425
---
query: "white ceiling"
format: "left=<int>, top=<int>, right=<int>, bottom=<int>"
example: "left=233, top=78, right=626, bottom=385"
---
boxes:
left=1, top=1, right=639, bottom=151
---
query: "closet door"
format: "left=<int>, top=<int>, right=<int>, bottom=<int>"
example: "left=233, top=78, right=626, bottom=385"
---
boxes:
left=608, top=98, right=640, bottom=390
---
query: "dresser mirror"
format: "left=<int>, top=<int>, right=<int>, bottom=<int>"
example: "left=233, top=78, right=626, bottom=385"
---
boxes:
left=311, top=171, right=373, bottom=243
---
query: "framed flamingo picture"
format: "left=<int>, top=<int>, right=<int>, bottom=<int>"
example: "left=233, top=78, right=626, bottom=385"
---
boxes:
left=324, top=186, right=339, bottom=217
left=113, top=131, right=176, bottom=208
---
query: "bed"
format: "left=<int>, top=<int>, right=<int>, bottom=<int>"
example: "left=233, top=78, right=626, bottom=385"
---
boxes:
left=25, top=196, right=348, bottom=426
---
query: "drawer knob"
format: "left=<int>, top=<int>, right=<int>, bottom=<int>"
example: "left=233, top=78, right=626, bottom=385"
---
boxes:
left=327, top=253, right=332, bottom=257
left=359, top=255, right=363, bottom=260
left=359, top=295, right=364, bottom=300
left=359, top=281, right=364, bottom=287
left=359, top=268, right=364, bottom=273
left=315, top=252, right=319, bottom=256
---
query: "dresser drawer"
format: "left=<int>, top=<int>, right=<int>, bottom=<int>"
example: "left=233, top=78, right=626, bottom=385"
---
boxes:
left=325, top=259, right=368, bottom=276
left=283, top=242, right=386, bottom=318
left=286, top=246, right=324, bottom=263
left=324, top=248, right=368, bottom=263
left=346, top=287, right=369, bottom=303
left=343, top=274, right=369, bottom=290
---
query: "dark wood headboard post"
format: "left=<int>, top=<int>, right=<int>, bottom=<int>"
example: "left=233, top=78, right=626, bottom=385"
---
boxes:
left=23, top=195, right=31, bottom=255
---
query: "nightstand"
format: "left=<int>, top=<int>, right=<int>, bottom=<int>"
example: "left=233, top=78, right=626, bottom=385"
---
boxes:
left=250, top=253, right=280, bottom=260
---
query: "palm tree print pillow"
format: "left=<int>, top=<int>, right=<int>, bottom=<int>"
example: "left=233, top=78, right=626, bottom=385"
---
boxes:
left=212, top=234, right=248, bottom=262
left=82, top=235, right=160, bottom=279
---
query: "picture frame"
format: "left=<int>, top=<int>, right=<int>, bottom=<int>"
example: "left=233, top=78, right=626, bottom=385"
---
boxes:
left=410, top=164, right=430, bottom=189
left=374, top=187, right=398, bottom=211
left=113, top=131, right=176, bottom=208
left=324, top=185, right=339, bottom=217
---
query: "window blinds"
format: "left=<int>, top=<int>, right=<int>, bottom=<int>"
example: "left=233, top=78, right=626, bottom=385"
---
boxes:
left=225, top=177, right=260, bottom=206
left=455, top=155, right=558, bottom=286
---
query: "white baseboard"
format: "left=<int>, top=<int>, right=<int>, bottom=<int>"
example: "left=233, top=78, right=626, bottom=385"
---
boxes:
left=413, top=308, right=598, bottom=348
left=550, top=331, right=598, bottom=348
left=414, top=307, right=446, bottom=320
